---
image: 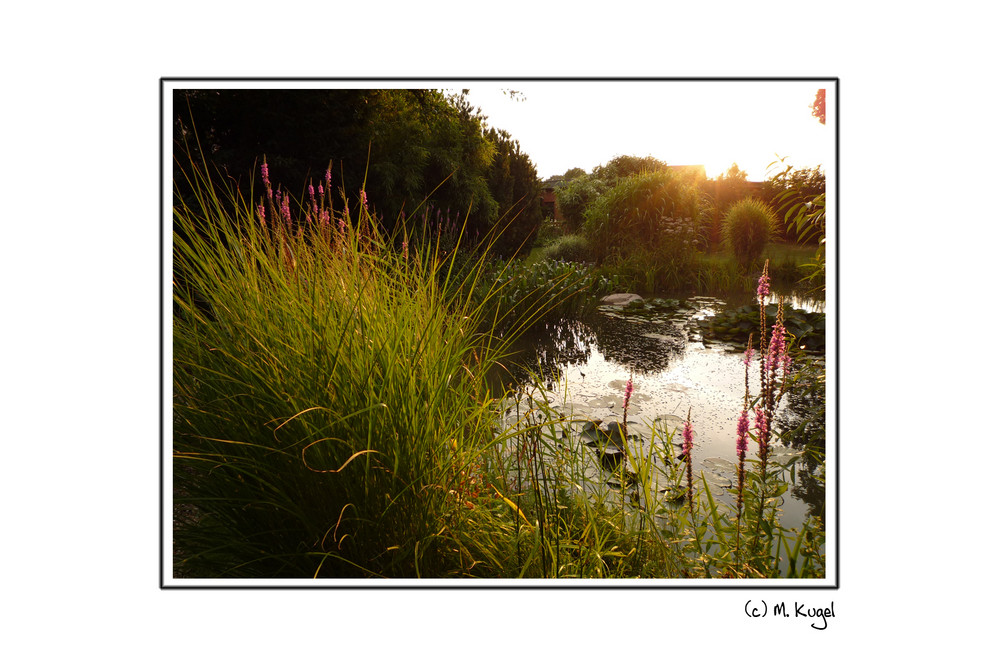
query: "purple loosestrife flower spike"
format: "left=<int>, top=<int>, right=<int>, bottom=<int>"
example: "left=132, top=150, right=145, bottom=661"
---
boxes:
left=623, top=375, right=633, bottom=411
left=684, top=408, right=695, bottom=510
left=767, top=322, right=787, bottom=373
left=683, top=418, right=694, bottom=457
left=757, top=260, right=770, bottom=298
left=736, top=409, right=750, bottom=456
left=755, top=406, right=769, bottom=459
left=262, top=161, right=271, bottom=199
left=281, top=193, right=292, bottom=227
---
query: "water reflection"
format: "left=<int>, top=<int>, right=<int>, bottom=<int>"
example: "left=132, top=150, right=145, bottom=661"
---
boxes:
left=588, top=315, right=685, bottom=374
left=490, top=293, right=827, bottom=532
left=775, top=359, right=827, bottom=521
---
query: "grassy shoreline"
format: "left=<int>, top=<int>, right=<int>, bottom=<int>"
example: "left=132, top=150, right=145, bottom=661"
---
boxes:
left=172, top=160, right=825, bottom=579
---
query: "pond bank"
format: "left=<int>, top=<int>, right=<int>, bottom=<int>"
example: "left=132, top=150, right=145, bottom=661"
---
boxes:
left=490, top=291, right=827, bottom=532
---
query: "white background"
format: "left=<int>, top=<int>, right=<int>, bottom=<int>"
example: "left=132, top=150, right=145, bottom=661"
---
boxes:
left=3, top=2, right=995, bottom=663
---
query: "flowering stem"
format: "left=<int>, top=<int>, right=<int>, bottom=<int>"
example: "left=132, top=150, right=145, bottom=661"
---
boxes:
left=683, top=408, right=695, bottom=518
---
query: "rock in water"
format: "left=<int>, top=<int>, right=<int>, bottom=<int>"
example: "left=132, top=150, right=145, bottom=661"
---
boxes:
left=600, top=293, right=644, bottom=307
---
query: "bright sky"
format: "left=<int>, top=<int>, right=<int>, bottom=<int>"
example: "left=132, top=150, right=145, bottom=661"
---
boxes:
left=458, top=80, right=834, bottom=182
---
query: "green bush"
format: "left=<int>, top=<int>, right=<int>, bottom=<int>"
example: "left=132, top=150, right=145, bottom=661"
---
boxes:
left=582, top=170, right=700, bottom=263
left=534, top=219, right=569, bottom=247
left=555, top=176, right=607, bottom=231
left=538, top=234, right=590, bottom=263
left=722, top=197, right=779, bottom=270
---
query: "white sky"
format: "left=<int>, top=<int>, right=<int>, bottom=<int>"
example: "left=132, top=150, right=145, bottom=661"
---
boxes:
left=460, top=80, right=834, bottom=182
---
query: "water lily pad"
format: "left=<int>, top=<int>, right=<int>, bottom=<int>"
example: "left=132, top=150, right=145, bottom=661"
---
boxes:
left=702, top=470, right=732, bottom=489
left=702, top=456, right=735, bottom=472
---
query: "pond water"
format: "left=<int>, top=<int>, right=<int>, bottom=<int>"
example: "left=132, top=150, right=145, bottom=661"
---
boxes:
left=491, top=290, right=826, bottom=534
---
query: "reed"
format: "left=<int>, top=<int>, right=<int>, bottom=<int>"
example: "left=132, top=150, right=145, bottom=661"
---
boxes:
left=172, top=151, right=566, bottom=577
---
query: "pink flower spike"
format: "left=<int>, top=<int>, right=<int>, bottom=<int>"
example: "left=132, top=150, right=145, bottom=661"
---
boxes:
left=757, top=272, right=770, bottom=298
left=683, top=418, right=694, bottom=456
left=736, top=409, right=749, bottom=455
left=767, top=322, right=787, bottom=372
left=281, top=193, right=292, bottom=226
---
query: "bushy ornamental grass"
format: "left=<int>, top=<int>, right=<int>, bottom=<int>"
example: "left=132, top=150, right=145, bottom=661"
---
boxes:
left=722, top=197, right=780, bottom=270
left=173, top=157, right=542, bottom=578
left=582, top=170, right=700, bottom=263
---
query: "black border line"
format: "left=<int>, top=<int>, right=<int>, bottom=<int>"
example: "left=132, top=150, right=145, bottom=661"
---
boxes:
left=160, top=76, right=839, bottom=590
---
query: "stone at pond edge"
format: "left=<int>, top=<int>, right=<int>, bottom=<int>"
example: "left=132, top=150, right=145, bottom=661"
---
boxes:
left=601, top=293, right=644, bottom=307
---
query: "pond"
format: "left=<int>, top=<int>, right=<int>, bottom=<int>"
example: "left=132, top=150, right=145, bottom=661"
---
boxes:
left=490, top=290, right=827, bottom=535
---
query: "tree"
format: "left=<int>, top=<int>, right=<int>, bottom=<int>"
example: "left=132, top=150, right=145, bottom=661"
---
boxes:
left=175, top=89, right=510, bottom=241
left=724, top=163, right=748, bottom=182
left=484, top=127, right=543, bottom=256
left=701, top=163, right=753, bottom=248
left=591, top=154, right=669, bottom=182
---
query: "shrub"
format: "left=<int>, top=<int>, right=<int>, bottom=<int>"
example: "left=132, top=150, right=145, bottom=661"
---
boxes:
left=534, top=219, right=569, bottom=247
left=555, top=176, right=607, bottom=231
left=538, top=234, right=590, bottom=263
left=722, top=197, right=779, bottom=270
left=582, top=170, right=700, bottom=263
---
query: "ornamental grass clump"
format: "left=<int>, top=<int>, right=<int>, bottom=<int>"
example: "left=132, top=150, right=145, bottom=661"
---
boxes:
left=173, top=151, right=537, bottom=578
left=722, top=196, right=779, bottom=270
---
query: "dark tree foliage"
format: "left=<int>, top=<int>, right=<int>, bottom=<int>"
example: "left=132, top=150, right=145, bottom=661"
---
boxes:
left=484, top=127, right=543, bottom=256
left=173, top=88, right=539, bottom=255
